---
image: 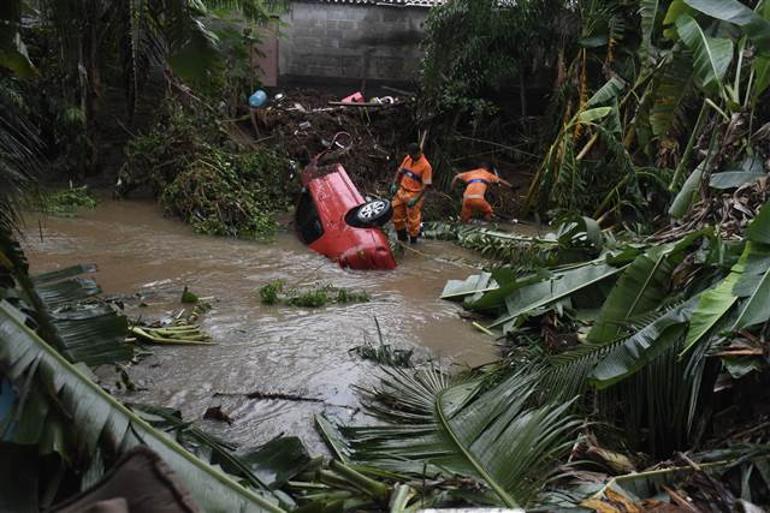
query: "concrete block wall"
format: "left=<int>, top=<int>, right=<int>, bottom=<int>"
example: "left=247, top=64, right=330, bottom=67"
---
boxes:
left=278, top=3, right=428, bottom=83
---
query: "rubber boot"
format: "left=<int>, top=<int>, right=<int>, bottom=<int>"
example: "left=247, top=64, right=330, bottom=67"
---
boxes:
left=409, top=235, right=419, bottom=244
left=397, top=229, right=408, bottom=242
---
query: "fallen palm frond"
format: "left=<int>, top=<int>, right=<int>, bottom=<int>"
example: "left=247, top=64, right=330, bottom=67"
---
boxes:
left=132, top=403, right=314, bottom=498
left=442, top=200, right=770, bottom=459
left=0, top=299, right=285, bottom=513
left=320, top=366, right=582, bottom=508
left=1, top=232, right=134, bottom=366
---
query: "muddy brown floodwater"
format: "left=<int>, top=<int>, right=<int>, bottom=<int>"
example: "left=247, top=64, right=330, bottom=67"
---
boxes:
left=21, top=199, right=499, bottom=453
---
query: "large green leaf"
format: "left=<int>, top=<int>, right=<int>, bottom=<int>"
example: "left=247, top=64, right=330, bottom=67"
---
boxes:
left=669, top=160, right=705, bottom=218
left=676, top=14, right=734, bottom=96
left=639, top=0, right=660, bottom=65
left=684, top=0, right=770, bottom=53
left=487, top=259, right=625, bottom=330
left=587, top=246, right=678, bottom=344
left=681, top=252, right=746, bottom=354
left=441, top=272, right=495, bottom=301
left=336, top=368, right=580, bottom=507
left=590, top=302, right=695, bottom=388
left=651, top=51, right=695, bottom=137
left=577, top=106, right=614, bottom=124
left=27, top=264, right=133, bottom=366
left=0, top=299, right=285, bottom=513
left=587, top=76, right=626, bottom=107
left=663, top=0, right=696, bottom=40
left=747, top=200, right=770, bottom=244
left=709, top=170, right=766, bottom=190
left=733, top=267, right=770, bottom=329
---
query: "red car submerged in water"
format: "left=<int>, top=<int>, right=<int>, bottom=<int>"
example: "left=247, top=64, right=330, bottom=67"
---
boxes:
left=296, top=161, right=396, bottom=270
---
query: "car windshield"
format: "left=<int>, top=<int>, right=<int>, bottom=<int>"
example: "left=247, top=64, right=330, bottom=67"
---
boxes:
left=296, top=189, right=324, bottom=244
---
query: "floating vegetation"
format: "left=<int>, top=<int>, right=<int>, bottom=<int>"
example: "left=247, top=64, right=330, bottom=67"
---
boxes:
left=350, top=341, right=414, bottom=368
left=259, top=279, right=284, bottom=305
left=350, top=317, right=414, bottom=368
left=181, top=285, right=199, bottom=304
left=130, top=323, right=214, bottom=345
left=37, top=186, right=98, bottom=216
left=258, top=280, right=370, bottom=308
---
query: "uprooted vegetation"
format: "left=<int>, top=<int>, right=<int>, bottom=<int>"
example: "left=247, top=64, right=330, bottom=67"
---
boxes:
left=258, top=280, right=370, bottom=308
left=118, top=102, right=293, bottom=238
left=5, top=0, right=770, bottom=511
left=35, top=186, right=98, bottom=216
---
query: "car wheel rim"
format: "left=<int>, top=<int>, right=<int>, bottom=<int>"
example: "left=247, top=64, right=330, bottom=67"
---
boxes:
left=359, top=201, right=385, bottom=220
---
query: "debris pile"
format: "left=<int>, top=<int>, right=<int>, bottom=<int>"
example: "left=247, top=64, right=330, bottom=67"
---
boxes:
left=656, top=176, right=769, bottom=241
left=251, top=90, right=415, bottom=195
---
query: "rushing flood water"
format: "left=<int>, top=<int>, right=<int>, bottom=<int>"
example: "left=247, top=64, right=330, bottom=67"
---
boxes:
left=22, top=200, right=498, bottom=452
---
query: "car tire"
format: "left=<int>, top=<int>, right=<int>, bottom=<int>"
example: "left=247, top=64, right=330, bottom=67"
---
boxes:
left=350, top=199, right=392, bottom=227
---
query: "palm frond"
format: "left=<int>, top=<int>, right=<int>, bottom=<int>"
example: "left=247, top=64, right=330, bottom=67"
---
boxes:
left=334, top=367, right=581, bottom=508
left=0, top=299, right=286, bottom=513
left=0, top=84, right=40, bottom=233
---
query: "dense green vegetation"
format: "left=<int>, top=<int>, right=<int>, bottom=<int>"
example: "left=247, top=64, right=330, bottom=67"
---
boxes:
left=2, top=0, right=770, bottom=512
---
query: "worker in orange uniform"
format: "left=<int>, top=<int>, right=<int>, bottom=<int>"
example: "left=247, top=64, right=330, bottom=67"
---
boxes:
left=390, top=143, right=432, bottom=243
left=451, top=162, right=512, bottom=223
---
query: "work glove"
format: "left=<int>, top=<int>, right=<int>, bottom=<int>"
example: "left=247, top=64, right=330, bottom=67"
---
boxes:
left=407, top=197, right=419, bottom=208
left=389, top=183, right=398, bottom=196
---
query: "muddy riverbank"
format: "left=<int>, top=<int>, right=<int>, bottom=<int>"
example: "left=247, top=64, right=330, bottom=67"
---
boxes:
left=22, top=200, right=497, bottom=453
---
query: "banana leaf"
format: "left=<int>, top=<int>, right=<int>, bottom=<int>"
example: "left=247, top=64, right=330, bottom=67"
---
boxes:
left=0, top=299, right=284, bottom=513
left=683, top=0, right=770, bottom=53
left=732, top=242, right=770, bottom=329
left=487, top=260, right=625, bottom=330
left=589, top=300, right=696, bottom=389
left=651, top=51, right=695, bottom=137
left=733, top=269, right=770, bottom=330
left=676, top=14, right=734, bottom=97
left=237, top=437, right=313, bottom=489
left=587, top=246, right=677, bottom=344
left=681, top=262, right=743, bottom=355
left=663, top=0, right=696, bottom=40
left=709, top=170, right=766, bottom=190
left=441, top=272, right=495, bottom=301
left=747, top=200, right=770, bottom=245
left=709, top=157, right=766, bottom=190
left=577, top=107, right=613, bottom=124
left=639, top=0, right=660, bottom=65
left=587, top=76, right=626, bottom=107
left=669, top=160, right=705, bottom=218
left=31, top=264, right=133, bottom=366
left=336, top=368, right=581, bottom=508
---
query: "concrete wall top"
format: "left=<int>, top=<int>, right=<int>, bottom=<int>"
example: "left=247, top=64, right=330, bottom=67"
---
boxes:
left=279, top=2, right=429, bottom=84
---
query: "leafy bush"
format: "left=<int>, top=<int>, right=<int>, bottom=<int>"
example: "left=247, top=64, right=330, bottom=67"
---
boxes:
left=38, top=186, right=98, bottom=216
left=120, top=102, right=292, bottom=239
left=160, top=149, right=287, bottom=239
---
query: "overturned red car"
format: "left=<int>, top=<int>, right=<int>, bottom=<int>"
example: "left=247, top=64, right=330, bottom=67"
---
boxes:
left=295, top=161, right=396, bottom=270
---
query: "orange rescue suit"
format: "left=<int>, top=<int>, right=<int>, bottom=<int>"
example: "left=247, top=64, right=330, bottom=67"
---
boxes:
left=392, top=155, right=432, bottom=237
left=456, top=168, right=500, bottom=222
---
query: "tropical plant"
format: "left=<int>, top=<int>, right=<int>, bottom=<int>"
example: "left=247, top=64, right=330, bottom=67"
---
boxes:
left=0, top=79, right=40, bottom=233
left=443, top=199, right=770, bottom=456
left=528, top=0, right=770, bottom=224
left=321, top=367, right=581, bottom=509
